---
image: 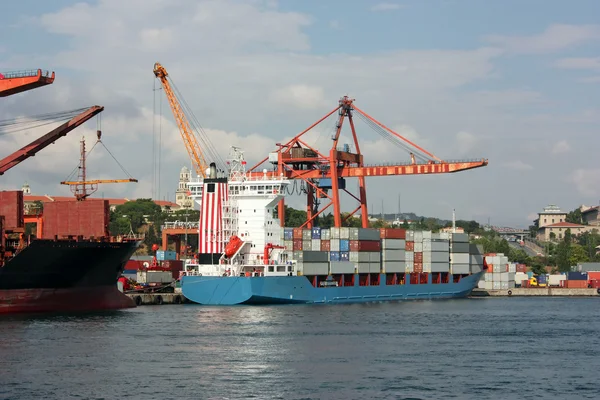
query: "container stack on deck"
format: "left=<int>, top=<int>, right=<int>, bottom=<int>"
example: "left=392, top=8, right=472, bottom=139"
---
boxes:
left=281, top=227, right=482, bottom=276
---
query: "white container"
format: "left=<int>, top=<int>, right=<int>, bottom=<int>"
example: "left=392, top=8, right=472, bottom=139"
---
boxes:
left=484, top=281, right=493, bottom=290
left=340, top=227, right=350, bottom=239
left=383, top=261, right=404, bottom=273
left=422, top=231, right=432, bottom=240
left=369, top=252, right=380, bottom=263
left=414, top=231, right=423, bottom=242
left=492, top=272, right=501, bottom=281
left=406, top=251, right=414, bottom=261
left=330, top=261, right=355, bottom=274
left=508, top=263, right=516, bottom=273
left=382, top=249, right=405, bottom=261
left=492, top=281, right=501, bottom=290
left=414, top=242, right=423, bottom=252
left=548, top=274, right=566, bottom=287
left=484, top=273, right=493, bottom=281
left=381, top=239, right=404, bottom=249
left=330, top=239, right=340, bottom=252
left=451, top=253, right=470, bottom=264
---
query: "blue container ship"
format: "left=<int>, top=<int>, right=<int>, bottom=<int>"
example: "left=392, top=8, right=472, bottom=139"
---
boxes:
left=180, top=150, right=485, bottom=306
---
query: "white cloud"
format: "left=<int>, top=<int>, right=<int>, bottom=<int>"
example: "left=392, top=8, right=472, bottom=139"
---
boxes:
left=268, top=84, right=328, bottom=110
left=484, top=24, right=600, bottom=54
left=454, top=131, right=480, bottom=157
left=554, top=57, right=600, bottom=70
left=503, top=161, right=533, bottom=171
left=571, top=169, right=600, bottom=197
left=371, top=3, right=404, bottom=11
left=552, top=140, right=571, bottom=154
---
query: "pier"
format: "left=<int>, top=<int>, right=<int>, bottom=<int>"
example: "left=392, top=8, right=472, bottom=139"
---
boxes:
left=471, top=288, right=600, bottom=297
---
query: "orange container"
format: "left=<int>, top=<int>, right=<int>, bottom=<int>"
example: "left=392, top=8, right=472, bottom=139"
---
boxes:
left=405, top=241, right=414, bottom=251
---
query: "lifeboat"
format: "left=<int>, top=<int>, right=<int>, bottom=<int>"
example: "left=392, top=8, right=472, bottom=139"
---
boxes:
left=224, top=236, right=243, bottom=258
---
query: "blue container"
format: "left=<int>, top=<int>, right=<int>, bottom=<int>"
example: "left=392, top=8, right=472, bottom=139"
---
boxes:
left=537, top=274, right=547, bottom=284
left=284, top=229, right=294, bottom=240
left=526, top=271, right=534, bottom=278
left=311, top=227, right=321, bottom=239
left=156, top=250, right=177, bottom=261
left=340, top=251, right=349, bottom=261
left=330, top=251, right=341, bottom=261
left=567, top=271, right=587, bottom=281
left=340, top=239, right=350, bottom=252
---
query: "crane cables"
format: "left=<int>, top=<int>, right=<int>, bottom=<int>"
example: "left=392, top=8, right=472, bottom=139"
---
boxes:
left=0, top=107, right=90, bottom=136
left=354, top=111, right=435, bottom=163
left=168, top=77, right=226, bottom=171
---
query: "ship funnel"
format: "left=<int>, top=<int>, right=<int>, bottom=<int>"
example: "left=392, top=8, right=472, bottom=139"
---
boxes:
left=209, top=162, right=217, bottom=179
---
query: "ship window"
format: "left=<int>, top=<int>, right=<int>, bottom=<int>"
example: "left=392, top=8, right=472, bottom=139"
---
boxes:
left=277, top=266, right=285, bottom=272
left=288, top=266, right=293, bottom=272
left=268, top=266, right=274, bottom=272
left=206, top=183, right=215, bottom=193
left=251, top=186, right=257, bottom=190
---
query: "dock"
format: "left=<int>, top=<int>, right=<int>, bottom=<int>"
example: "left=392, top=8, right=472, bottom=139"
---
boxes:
left=126, top=292, right=188, bottom=305
left=471, top=288, right=600, bottom=297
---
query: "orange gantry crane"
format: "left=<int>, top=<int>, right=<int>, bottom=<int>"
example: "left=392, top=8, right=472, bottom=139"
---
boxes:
left=0, top=69, right=55, bottom=97
left=248, top=96, right=488, bottom=229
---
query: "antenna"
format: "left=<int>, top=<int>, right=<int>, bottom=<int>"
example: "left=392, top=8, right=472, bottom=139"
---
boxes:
left=452, top=208, right=456, bottom=234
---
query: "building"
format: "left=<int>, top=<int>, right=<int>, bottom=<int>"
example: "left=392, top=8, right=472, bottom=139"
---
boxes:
left=440, top=226, right=465, bottom=233
left=581, top=205, right=600, bottom=226
left=534, top=204, right=567, bottom=228
left=175, top=166, right=193, bottom=209
left=536, top=222, right=591, bottom=241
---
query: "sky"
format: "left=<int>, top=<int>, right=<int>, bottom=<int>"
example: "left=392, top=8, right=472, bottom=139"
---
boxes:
left=1, top=0, right=599, bottom=228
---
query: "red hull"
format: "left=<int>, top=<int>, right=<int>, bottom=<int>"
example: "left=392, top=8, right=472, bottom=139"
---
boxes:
left=0, top=286, right=135, bottom=314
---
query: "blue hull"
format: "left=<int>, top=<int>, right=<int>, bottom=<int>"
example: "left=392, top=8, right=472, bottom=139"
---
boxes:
left=181, top=272, right=484, bottom=305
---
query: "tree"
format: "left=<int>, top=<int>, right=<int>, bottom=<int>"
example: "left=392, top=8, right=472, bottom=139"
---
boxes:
left=556, top=229, right=572, bottom=272
left=401, top=219, right=410, bottom=229
left=530, top=258, right=547, bottom=275
left=566, top=208, right=584, bottom=224
left=549, top=232, right=556, bottom=240
left=569, top=243, right=589, bottom=267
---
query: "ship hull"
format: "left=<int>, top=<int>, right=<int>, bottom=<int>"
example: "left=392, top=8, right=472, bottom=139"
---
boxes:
left=0, top=239, right=139, bottom=314
left=181, top=271, right=484, bottom=305
left=0, top=286, right=135, bottom=314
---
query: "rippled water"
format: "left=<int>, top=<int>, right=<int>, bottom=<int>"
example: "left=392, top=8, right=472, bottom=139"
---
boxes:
left=1, top=297, right=599, bottom=400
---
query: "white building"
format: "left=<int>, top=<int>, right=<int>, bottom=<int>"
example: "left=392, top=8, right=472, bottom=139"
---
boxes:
left=175, top=166, right=193, bottom=209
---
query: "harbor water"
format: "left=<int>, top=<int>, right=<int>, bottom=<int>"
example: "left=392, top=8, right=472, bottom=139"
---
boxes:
left=1, top=298, right=599, bottom=400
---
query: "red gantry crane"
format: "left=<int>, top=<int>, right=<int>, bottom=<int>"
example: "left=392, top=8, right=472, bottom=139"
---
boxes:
left=248, top=96, right=488, bottom=229
left=0, top=69, right=55, bottom=97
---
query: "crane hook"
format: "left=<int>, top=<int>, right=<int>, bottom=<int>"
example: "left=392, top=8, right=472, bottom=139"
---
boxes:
left=96, top=130, right=102, bottom=141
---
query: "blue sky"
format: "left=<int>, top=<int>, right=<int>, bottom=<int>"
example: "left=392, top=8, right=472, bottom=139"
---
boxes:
left=1, top=0, right=600, bottom=228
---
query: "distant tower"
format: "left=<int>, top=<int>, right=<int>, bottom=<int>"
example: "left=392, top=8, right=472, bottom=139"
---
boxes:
left=21, top=181, right=31, bottom=195
left=175, top=166, right=193, bottom=209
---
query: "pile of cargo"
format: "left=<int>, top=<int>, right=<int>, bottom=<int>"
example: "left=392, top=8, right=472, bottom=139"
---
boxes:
left=564, top=272, right=588, bottom=288
left=281, top=227, right=481, bottom=276
left=478, top=253, right=516, bottom=289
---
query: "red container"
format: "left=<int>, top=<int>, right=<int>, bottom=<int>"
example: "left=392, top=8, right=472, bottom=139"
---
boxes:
left=42, top=200, right=109, bottom=239
left=405, top=241, right=414, bottom=251
left=414, top=252, right=423, bottom=262
left=516, top=264, right=528, bottom=273
left=379, top=228, right=406, bottom=239
left=293, top=228, right=303, bottom=239
left=587, top=271, right=600, bottom=281
left=414, top=262, right=423, bottom=273
left=588, top=279, right=600, bottom=289
left=349, top=240, right=359, bottom=252
left=293, top=239, right=303, bottom=251
left=163, top=260, right=184, bottom=279
left=0, top=190, right=24, bottom=229
left=356, top=240, right=381, bottom=252
left=320, top=240, right=330, bottom=252
left=565, top=280, right=588, bottom=289
left=0, top=215, right=4, bottom=249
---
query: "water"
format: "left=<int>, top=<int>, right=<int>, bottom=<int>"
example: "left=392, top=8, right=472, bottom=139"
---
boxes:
left=1, top=297, right=599, bottom=400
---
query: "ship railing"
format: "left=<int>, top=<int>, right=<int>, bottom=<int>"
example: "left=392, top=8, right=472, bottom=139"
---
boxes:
left=162, top=221, right=200, bottom=230
left=0, top=69, right=51, bottom=79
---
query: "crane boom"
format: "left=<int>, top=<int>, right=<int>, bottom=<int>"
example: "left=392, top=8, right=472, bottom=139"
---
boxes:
left=153, top=62, right=208, bottom=178
left=0, top=106, right=104, bottom=176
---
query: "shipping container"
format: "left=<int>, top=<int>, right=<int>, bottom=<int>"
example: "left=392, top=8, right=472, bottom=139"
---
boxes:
left=349, top=240, right=381, bottom=252
left=381, top=239, right=404, bottom=250
left=283, top=228, right=294, bottom=240
left=356, top=228, right=380, bottom=241
left=42, top=200, right=109, bottom=239
left=340, top=251, right=349, bottom=261
left=406, top=230, right=414, bottom=241
left=414, top=242, right=423, bottom=252
left=330, top=227, right=340, bottom=239
left=383, top=260, right=404, bottom=273
left=340, top=227, right=350, bottom=239
left=576, top=262, right=600, bottom=272
left=162, top=260, right=184, bottom=279
left=423, top=251, right=449, bottom=263
left=293, top=228, right=303, bottom=239
left=379, top=228, right=406, bottom=239
left=293, top=251, right=304, bottom=261
left=340, top=239, right=350, bottom=252
left=330, top=261, right=354, bottom=274
left=330, top=239, right=340, bottom=251
left=451, top=253, right=470, bottom=264
left=320, top=240, right=330, bottom=252
left=451, top=242, right=470, bottom=253
left=413, top=262, right=423, bottom=273
left=369, top=252, right=380, bottom=263
left=303, top=263, right=329, bottom=275
left=350, top=252, right=371, bottom=262
left=357, top=263, right=370, bottom=274
left=537, top=274, right=548, bottom=284
left=414, top=231, right=423, bottom=242
left=302, top=229, right=312, bottom=240
left=293, top=239, right=303, bottom=251
left=284, top=240, right=294, bottom=250
left=311, top=227, right=321, bottom=239
left=329, top=251, right=340, bottom=261
left=450, top=264, right=469, bottom=274
left=567, top=271, right=587, bottom=281
left=302, top=240, right=312, bottom=251
left=137, top=270, right=173, bottom=284
left=311, top=239, right=320, bottom=251
left=565, top=279, right=588, bottom=289
left=587, top=271, right=600, bottom=281
left=321, top=229, right=331, bottom=240
left=382, top=249, right=405, bottom=261
left=471, top=263, right=483, bottom=274
left=369, top=263, right=381, bottom=274
left=423, top=240, right=450, bottom=252
left=516, top=264, right=528, bottom=273
left=499, top=272, right=515, bottom=282
left=422, top=231, right=432, bottom=240
left=405, top=241, right=414, bottom=251
left=156, top=250, right=177, bottom=261
left=508, top=263, right=517, bottom=273
left=303, top=251, right=329, bottom=263
left=548, top=274, right=566, bottom=287
left=414, top=252, right=423, bottom=262
left=0, top=190, right=24, bottom=229
left=406, top=251, right=414, bottom=261
left=451, top=233, right=469, bottom=243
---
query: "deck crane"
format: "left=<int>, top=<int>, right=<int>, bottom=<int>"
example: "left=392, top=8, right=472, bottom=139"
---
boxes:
left=0, top=68, right=55, bottom=97
left=60, top=130, right=138, bottom=201
left=248, top=96, right=489, bottom=229
left=153, top=62, right=222, bottom=178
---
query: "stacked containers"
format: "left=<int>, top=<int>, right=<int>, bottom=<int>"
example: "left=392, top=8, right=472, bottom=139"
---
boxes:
left=469, top=244, right=485, bottom=274
left=283, top=228, right=294, bottom=252
left=349, top=227, right=381, bottom=273
left=565, top=271, right=588, bottom=288
left=380, top=228, right=405, bottom=273
left=450, top=233, right=469, bottom=274
left=423, top=232, right=450, bottom=273
left=481, top=253, right=515, bottom=289
left=405, top=230, right=415, bottom=273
